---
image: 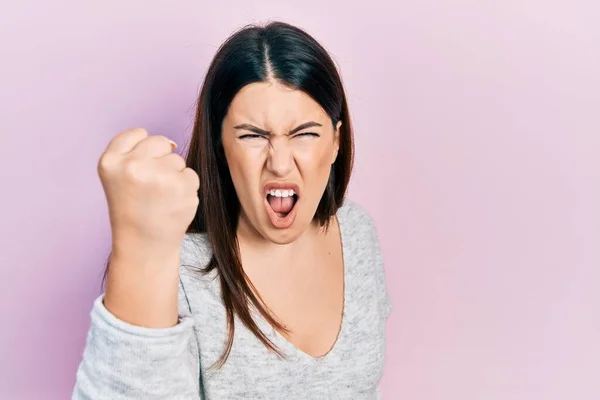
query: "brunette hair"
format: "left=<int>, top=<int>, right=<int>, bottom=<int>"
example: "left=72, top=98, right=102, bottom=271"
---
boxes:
left=105, top=21, right=354, bottom=368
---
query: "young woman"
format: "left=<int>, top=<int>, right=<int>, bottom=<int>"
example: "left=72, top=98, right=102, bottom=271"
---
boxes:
left=73, top=21, right=392, bottom=399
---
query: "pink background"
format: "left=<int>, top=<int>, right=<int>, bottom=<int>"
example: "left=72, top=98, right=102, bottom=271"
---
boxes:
left=1, top=1, right=599, bottom=399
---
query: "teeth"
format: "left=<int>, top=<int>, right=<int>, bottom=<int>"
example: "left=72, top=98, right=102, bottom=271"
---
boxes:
left=269, top=189, right=295, bottom=197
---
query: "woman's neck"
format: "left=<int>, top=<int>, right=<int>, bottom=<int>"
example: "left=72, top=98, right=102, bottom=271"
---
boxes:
left=236, top=215, right=328, bottom=266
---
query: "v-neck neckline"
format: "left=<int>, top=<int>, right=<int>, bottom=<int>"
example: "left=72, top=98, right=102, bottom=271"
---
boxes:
left=252, top=204, right=350, bottom=364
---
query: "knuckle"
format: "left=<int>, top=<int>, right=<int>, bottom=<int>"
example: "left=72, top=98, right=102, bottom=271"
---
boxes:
left=170, top=153, right=185, bottom=166
left=121, top=128, right=148, bottom=144
left=122, top=158, right=142, bottom=179
left=97, top=152, right=117, bottom=174
left=126, top=127, right=149, bottom=136
left=183, top=168, right=199, bottom=188
left=147, top=136, right=171, bottom=153
left=152, top=135, right=171, bottom=147
left=189, top=196, right=200, bottom=210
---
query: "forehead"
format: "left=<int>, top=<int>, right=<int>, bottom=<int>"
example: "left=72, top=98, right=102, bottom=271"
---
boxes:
left=226, top=81, right=329, bottom=128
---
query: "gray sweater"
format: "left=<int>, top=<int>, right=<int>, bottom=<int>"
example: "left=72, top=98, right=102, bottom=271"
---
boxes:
left=72, top=199, right=392, bottom=399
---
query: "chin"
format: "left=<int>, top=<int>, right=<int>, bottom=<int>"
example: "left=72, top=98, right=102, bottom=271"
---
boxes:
left=258, top=209, right=314, bottom=245
left=261, top=229, right=302, bottom=245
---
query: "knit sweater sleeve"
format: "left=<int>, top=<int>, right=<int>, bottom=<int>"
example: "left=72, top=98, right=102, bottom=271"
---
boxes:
left=71, top=278, right=201, bottom=399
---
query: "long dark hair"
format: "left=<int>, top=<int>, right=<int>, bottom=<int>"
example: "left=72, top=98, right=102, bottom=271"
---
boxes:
left=104, top=21, right=355, bottom=368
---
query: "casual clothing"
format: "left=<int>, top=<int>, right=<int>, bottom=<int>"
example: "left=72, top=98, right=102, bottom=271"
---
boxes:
left=73, top=199, right=392, bottom=399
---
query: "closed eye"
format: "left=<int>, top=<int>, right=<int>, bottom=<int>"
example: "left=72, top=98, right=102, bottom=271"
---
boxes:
left=239, top=132, right=319, bottom=139
left=239, top=134, right=267, bottom=140
left=295, top=132, right=320, bottom=138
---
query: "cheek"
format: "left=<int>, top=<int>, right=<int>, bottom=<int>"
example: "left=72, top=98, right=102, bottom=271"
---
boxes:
left=225, top=146, right=264, bottom=196
left=294, top=145, right=334, bottom=186
left=295, top=141, right=334, bottom=169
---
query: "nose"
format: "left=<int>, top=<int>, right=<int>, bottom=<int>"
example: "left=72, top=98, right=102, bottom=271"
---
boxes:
left=266, top=137, right=294, bottom=177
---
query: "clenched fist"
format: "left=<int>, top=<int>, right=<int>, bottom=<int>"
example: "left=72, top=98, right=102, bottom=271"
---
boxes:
left=98, top=128, right=200, bottom=251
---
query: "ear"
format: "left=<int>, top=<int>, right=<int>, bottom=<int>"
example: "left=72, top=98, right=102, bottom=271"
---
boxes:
left=331, top=120, right=342, bottom=164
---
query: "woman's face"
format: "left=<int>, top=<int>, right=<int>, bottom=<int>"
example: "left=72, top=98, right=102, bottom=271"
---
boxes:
left=221, top=80, right=341, bottom=245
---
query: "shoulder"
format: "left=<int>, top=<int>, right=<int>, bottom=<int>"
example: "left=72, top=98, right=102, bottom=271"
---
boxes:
left=336, top=198, right=382, bottom=264
left=177, top=233, right=224, bottom=322
left=179, top=233, right=215, bottom=282
left=181, top=233, right=212, bottom=265
left=178, top=233, right=220, bottom=306
left=338, top=198, right=392, bottom=319
left=337, top=198, right=380, bottom=241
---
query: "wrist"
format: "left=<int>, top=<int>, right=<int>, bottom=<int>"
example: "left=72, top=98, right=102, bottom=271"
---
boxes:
left=104, top=248, right=181, bottom=328
left=111, top=230, right=183, bottom=263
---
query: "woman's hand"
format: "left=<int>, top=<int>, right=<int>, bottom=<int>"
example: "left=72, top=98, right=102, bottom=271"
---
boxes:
left=98, top=128, right=199, bottom=250
left=98, top=128, right=200, bottom=327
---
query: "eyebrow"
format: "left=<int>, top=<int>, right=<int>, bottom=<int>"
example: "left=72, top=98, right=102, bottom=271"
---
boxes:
left=233, top=121, right=323, bottom=135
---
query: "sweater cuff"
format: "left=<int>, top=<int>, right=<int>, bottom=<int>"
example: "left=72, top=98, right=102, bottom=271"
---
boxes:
left=89, top=294, right=195, bottom=361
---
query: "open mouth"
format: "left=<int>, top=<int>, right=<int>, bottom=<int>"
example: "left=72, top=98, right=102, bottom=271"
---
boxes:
left=266, top=189, right=299, bottom=218
left=263, top=184, right=301, bottom=229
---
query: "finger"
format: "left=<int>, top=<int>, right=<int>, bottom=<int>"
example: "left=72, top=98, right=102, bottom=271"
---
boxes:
left=105, top=128, right=149, bottom=154
left=130, top=135, right=176, bottom=158
left=182, top=167, right=200, bottom=192
left=158, top=152, right=187, bottom=171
